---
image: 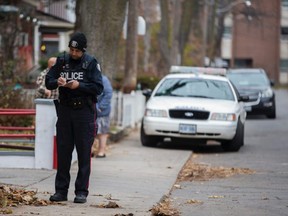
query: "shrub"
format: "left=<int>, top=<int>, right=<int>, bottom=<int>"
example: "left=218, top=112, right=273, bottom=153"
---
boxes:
left=0, top=61, right=34, bottom=127
left=137, top=75, right=161, bottom=90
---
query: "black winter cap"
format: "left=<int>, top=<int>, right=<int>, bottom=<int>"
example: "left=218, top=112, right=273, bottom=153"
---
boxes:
left=68, top=32, right=87, bottom=52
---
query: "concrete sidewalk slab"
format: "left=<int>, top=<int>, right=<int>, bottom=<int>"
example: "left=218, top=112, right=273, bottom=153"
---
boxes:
left=0, top=129, right=191, bottom=216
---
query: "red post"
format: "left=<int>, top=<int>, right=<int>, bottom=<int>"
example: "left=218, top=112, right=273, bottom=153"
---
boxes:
left=53, top=136, right=57, bottom=169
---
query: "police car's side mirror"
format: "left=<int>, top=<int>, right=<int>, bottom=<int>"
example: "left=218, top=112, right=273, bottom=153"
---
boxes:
left=239, top=95, right=249, bottom=102
left=142, top=89, right=152, bottom=98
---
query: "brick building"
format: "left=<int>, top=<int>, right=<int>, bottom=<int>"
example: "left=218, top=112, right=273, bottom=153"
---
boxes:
left=221, top=0, right=282, bottom=84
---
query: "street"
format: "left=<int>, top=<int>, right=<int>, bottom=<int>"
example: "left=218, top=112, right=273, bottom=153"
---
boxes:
left=1, top=89, right=287, bottom=216
left=168, top=89, right=288, bottom=216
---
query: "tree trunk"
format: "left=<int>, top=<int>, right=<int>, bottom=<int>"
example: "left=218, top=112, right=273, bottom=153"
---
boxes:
left=158, top=0, right=200, bottom=74
left=0, top=10, right=19, bottom=79
left=170, top=0, right=181, bottom=66
left=74, top=0, right=127, bottom=81
left=158, top=0, right=171, bottom=74
left=141, top=0, right=159, bottom=73
left=122, top=0, right=139, bottom=93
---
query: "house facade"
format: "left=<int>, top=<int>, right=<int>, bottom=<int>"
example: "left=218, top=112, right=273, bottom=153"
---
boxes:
left=221, top=0, right=285, bottom=84
left=0, top=0, right=75, bottom=82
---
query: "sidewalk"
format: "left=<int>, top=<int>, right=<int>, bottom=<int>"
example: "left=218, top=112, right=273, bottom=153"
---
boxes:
left=0, top=129, right=191, bottom=216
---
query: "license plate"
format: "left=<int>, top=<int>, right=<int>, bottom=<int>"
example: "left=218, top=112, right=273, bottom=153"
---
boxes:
left=179, top=124, right=196, bottom=134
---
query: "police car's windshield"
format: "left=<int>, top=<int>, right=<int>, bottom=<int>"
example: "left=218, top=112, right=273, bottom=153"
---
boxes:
left=154, top=78, right=235, bottom=101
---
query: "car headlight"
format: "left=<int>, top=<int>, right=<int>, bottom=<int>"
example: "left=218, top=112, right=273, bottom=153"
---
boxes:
left=261, top=88, right=273, bottom=98
left=211, top=113, right=236, bottom=121
left=145, top=109, right=168, bottom=117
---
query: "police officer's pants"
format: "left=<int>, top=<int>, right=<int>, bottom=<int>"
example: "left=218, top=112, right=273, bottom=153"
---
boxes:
left=55, top=103, right=96, bottom=197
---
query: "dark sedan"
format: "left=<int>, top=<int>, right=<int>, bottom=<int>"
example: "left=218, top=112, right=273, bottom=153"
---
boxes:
left=227, top=68, right=276, bottom=119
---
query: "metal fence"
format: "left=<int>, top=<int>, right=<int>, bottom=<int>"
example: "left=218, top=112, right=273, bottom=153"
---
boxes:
left=110, top=90, right=146, bottom=129
left=22, top=88, right=146, bottom=129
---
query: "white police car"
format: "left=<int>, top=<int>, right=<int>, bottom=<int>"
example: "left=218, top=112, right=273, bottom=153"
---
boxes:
left=141, top=66, right=249, bottom=152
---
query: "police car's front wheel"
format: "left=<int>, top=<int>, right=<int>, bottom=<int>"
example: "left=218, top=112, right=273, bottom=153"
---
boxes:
left=140, top=122, right=162, bottom=147
left=221, top=119, right=244, bottom=152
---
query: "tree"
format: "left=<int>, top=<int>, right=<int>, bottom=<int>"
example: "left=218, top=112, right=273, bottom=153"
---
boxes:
left=0, top=3, right=19, bottom=79
left=158, top=0, right=171, bottom=75
left=74, top=0, right=127, bottom=81
left=158, top=0, right=200, bottom=75
left=179, top=0, right=199, bottom=63
left=122, top=0, right=139, bottom=93
left=140, top=0, right=159, bottom=73
left=211, top=0, right=232, bottom=59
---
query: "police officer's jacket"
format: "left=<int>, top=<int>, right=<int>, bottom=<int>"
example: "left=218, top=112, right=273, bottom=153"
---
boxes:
left=45, top=53, right=103, bottom=103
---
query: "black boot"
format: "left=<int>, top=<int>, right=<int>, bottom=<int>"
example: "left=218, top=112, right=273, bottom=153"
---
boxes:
left=49, top=193, right=68, bottom=202
left=74, top=194, right=87, bottom=203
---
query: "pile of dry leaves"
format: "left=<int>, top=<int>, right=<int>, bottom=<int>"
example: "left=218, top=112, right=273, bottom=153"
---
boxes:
left=0, top=185, right=49, bottom=214
left=177, top=160, right=255, bottom=182
left=150, top=195, right=180, bottom=216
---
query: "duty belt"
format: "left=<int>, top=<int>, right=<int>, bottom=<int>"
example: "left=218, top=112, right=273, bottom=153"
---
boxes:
left=59, top=97, right=91, bottom=109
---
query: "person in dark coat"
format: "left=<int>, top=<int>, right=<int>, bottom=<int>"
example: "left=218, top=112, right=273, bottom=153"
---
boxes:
left=45, top=32, right=103, bottom=204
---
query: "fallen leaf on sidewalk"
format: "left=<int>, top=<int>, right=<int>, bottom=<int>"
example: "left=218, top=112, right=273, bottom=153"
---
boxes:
left=104, top=193, right=120, bottom=201
left=0, top=208, right=13, bottom=214
left=104, top=193, right=112, bottom=200
left=105, top=201, right=120, bottom=208
left=173, top=184, right=181, bottom=189
left=186, top=199, right=203, bottom=204
left=208, top=195, right=225, bottom=199
left=91, top=201, right=120, bottom=208
left=150, top=195, right=180, bottom=216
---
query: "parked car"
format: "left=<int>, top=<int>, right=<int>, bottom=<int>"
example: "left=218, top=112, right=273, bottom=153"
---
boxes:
left=141, top=66, right=249, bottom=152
left=226, top=68, right=276, bottom=119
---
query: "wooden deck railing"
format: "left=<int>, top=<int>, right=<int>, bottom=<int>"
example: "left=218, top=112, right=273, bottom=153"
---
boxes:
left=0, top=108, right=35, bottom=150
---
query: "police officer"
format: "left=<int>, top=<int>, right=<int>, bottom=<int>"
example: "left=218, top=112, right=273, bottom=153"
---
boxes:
left=45, top=32, right=103, bottom=204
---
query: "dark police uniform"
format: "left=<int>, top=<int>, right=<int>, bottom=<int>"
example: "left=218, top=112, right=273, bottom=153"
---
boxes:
left=45, top=52, right=103, bottom=199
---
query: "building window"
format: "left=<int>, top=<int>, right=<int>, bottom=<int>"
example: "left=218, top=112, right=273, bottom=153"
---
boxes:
left=280, top=59, right=288, bottom=71
left=281, top=27, right=288, bottom=39
left=223, top=27, right=232, bottom=38
left=18, top=32, right=28, bottom=46
left=283, top=0, right=288, bottom=7
left=234, top=58, right=253, bottom=68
